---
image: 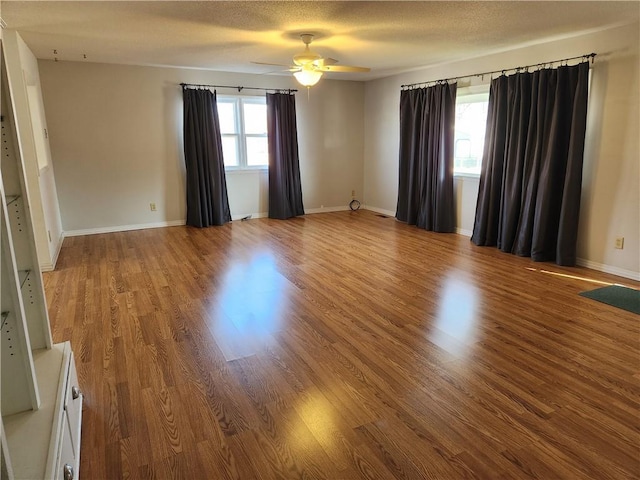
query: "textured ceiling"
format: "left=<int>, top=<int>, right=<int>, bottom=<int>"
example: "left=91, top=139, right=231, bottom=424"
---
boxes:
left=2, top=1, right=638, bottom=80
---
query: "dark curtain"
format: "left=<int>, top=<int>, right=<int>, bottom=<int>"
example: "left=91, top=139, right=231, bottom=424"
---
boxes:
left=182, top=87, right=231, bottom=227
left=396, top=83, right=457, bottom=232
left=471, top=62, right=589, bottom=266
left=267, top=93, right=305, bottom=219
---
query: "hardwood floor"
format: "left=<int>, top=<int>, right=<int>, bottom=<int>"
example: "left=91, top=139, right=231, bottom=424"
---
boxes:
left=43, top=210, right=639, bottom=479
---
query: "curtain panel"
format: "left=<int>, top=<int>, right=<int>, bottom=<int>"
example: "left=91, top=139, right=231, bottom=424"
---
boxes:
left=267, top=93, right=305, bottom=219
left=471, top=62, right=589, bottom=266
left=182, top=87, right=231, bottom=227
left=396, top=83, right=457, bottom=233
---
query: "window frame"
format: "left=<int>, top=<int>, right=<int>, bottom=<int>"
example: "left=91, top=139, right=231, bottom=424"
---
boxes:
left=217, top=95, right=268, bottom=171
left=453, top=87, right=490, bottom=178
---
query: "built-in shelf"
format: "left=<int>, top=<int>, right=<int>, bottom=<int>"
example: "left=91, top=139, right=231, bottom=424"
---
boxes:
left=5, top=195, right=20, bottom=207
left=1, top=312, right=8, bottom=330
left=18, top=270, right=30, bottom=290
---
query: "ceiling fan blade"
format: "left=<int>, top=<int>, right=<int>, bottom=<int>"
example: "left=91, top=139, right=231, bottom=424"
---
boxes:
left=251, top=61, right=291, bottom=67
left=315, top=57, right=339, bottom=67
left=259, top=68, right=296, bottom=75
left=319, top=65, right=371, bottom=73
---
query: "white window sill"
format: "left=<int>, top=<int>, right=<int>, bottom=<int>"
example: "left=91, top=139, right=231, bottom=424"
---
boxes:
left=454, top=173, right=481, bottom=180
left=225, top=167, right=268, bottom=175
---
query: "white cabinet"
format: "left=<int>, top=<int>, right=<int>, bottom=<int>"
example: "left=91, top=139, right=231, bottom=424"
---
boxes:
left=0, top=41, right=82, bottom=480
left=57, top=353, right=81, bottom=480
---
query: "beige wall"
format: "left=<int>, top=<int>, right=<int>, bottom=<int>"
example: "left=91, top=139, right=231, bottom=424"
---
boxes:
left=38, top=61, right=364, bottom=232
left=579, top=52, right=639, bottom=277
left=364, top=22, right=639, bottom=279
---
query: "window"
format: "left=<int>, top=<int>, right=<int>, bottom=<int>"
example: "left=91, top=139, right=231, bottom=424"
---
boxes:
left=217, top=96, right=268, bottom=169
left=454, top=91, right=489, bottom=176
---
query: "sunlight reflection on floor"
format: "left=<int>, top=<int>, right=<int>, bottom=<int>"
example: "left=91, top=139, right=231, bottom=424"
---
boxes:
left=207, top=252, right=291, bottom=359
left=430, top=274, right=479, bottom=357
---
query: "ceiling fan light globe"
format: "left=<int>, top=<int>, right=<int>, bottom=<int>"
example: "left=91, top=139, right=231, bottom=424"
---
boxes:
left=294, top=69, right=322, bottom=87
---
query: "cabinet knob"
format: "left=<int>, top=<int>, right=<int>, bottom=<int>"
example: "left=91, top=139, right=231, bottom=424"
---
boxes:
left=71, top=386, right=81, bottom=400
left=63, top=463, right=74, bottom=480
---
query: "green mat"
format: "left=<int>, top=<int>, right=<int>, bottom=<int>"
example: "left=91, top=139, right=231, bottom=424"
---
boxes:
left=579, top=285, right=640, bottom=315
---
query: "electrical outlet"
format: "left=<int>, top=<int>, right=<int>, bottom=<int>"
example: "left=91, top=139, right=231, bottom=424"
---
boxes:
left=614, top=237, right=624, bottom=249
left=351, top=190, right=356, bottom=197
left=150, top=203, right=157, bottom=211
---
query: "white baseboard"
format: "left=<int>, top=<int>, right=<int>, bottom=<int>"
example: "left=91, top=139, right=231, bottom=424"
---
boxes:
left=363, top=205, right=396, bottom=217
left=305, top=206, right=351, bottom=214
left=64, top=220, right=187, bottom=237
left=232, top=208, right=352, bottom=219
left=231, top=212, right=268, bottom=221
left=576, top=258, right=640, bottom=281
left=40, top=232, right=64, bottom=272
left=40, top=262, right=54, bottom=272
left=234, top=207, right=357, bottom=219
left=456, top=228, right=473, bottom=237
left=51, top=232, right=64, bottom=269
left=234, top=205, right=396, bottom=217
left=40, top=232, right=65, bottom=272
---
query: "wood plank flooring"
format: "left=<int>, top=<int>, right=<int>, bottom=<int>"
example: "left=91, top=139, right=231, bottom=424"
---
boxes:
left=43, top=210, right=640, bottom=479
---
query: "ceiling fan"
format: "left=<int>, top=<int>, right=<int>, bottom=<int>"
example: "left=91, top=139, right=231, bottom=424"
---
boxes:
left=253, top=34, right=370, bottom=87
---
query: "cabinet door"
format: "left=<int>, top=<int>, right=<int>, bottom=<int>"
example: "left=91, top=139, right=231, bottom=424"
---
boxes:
left=64, top=353, right=82, bottom=456
left=56, top=414, right=75, bottom=480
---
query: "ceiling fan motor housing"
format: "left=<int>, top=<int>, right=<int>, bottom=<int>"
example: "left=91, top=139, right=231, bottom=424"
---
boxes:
left=293, top=50, right=321, bottom=66
left=293, top=34, right=321, bottom=66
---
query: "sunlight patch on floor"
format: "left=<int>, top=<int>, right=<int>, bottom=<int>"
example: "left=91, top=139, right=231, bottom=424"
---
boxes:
left=430, top=274, right=479, bottom=357
left=525, top=267, right=627, bottom=287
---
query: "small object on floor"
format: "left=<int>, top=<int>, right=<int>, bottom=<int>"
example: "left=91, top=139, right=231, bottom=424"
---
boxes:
left=349, top=199, right=361, bottom=211
left=241, top=215, right=252, bottom=221
left=579, top=285, right=640, bottom=315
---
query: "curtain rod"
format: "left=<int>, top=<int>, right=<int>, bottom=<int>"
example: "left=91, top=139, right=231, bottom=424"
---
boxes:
left=401, top=52, right=596, bottom=89
left=180, top=82, right=297, bottom=94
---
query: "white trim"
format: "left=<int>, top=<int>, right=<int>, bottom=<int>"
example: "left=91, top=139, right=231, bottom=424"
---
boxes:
left=225, top=168, right=268, bottom=175
left=50, top=232, right=64, bottom=270
left=576, top=258, right=640, bottom=281
left=454, top=173, right=481, bottom=180
left=64, top=220, right=186, bottom=237
left=40, top=262, right=54, bottom=272
left=305, top=206, right=351, bottom=214
left=61, top=210, right=358, bottom=235
left=363, top=205, right=396, bottom=217
left=40, top=232, right=64, bottom=272
left=456, top=228, right=473, bottom=237
left=231, top=212, right=268, bottom=221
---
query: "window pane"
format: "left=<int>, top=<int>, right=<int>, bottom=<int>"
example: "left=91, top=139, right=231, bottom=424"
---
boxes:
left=217, top=102, right=236, bottom=134
left=221, top=135, right=239, bottom=166
left=246, top=136, right=268, bottom=166
left=455, top=139, right=471, bottom=158
left=454, top=100, right=488, bottom=175
left=243, top=103, right=267, bottom=134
